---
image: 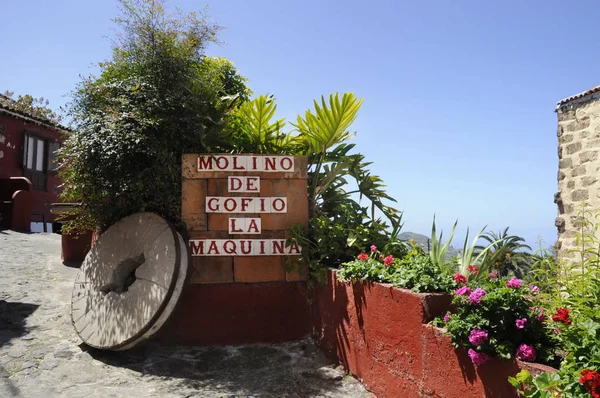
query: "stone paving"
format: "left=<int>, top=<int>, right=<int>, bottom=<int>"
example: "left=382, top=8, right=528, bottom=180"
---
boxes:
left=0, top=230, right=371, bottom=397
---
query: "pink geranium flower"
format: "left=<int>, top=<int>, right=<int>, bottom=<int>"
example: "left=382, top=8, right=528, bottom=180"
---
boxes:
left=528, top=284, right=540, bottom=293
left=455, top=286, right=471, bottom=296
left=515, top=318, right=527, bottom=329
left=469, top=288, right=487, bottom=304
left=516, top=344, right=536, bottom=362
left=468, top=349, right=492, bottom=365
left=468, top=329, right=488, bottom=346
left=506, top=278, right=522, bottom=289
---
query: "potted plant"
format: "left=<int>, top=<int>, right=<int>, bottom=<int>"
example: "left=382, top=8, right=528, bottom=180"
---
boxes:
left=51, top=203, right=97, bottom=263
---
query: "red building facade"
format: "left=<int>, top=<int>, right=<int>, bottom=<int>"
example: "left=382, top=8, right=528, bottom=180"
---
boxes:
left=0, top=94, right=67, bottom=231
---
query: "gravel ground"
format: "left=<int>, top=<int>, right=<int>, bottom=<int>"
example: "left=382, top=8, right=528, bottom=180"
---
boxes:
left=0, top=230, right=370, bottom=398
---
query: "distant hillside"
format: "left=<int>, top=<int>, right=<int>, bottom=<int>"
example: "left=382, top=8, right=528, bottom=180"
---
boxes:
left=398, top=232, right=431, bottom=249
left=398, top=231, right=462, bottom=258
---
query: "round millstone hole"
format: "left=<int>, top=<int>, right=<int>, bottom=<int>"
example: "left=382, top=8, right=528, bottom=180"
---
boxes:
left=71, top=212, right=188, bottom=350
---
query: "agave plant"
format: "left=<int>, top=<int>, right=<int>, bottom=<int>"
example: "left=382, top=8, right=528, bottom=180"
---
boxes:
left=429, top=215, right=458, bottom=268
left=428, top=217, right=504, bottom=279
left=456, top=227, right=505, bottom=279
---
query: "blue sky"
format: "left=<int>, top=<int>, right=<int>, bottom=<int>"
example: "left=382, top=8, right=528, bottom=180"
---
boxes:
left=2, top=0, right=599, bottom=249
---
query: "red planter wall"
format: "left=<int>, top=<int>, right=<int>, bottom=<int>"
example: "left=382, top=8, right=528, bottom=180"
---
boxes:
left=157, top=281, right=311, bottom=345
left=312, top=270, right=555, bottom=398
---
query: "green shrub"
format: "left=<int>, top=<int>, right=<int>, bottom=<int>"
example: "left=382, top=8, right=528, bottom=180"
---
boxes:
left=59, top=0, right=249, bottom=232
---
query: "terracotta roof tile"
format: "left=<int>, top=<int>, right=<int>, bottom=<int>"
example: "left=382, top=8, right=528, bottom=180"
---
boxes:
left=556, top=84, right=600, bottom=109
left=0, top=93, right=70, bottom=132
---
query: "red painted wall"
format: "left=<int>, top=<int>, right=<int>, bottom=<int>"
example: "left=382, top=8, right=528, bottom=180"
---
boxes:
left=157, top=281, right=311, bottom=345
left=0, top=114, right=64, bottom=226
left=312, top=270, right=556, bottom=398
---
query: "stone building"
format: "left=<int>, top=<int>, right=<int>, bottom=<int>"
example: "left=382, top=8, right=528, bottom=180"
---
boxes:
left=555, top=85, right=600, bottom=259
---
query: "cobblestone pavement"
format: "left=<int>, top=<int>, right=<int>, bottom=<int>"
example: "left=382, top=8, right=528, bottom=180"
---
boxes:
left=0, top=230, right=370, bottom=398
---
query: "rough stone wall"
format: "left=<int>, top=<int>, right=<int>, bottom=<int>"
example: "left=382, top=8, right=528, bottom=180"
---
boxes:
left=555, top=88, right=600, bottom=259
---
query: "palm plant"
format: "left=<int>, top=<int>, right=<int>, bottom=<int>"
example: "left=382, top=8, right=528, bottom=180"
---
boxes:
left=234, top=92, right=405, bottom=274
left=475, top=227, right=534, bottom=278
left=233, top=92, right=401, bottom=228
left=292, top=93, right=362, bottom=217
left=292, top=93, right=400, bottom=227
left=231, top=94, right=296, bottom=154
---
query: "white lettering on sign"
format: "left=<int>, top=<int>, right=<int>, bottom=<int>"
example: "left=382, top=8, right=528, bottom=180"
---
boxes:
left=197, top=155, right=294, bottom=172
left=190, top=239, right=302, bottom=256
left=228, top=176, right=260, bottom=193
left=229, top=218, right=261, bottom=234
left=205, top=197, right=287, bottom=213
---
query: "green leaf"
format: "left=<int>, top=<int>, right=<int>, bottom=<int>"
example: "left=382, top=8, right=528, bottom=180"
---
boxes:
left=532, top=372, right=560, bottom=390
left=516, top=369, right=533, bottom=384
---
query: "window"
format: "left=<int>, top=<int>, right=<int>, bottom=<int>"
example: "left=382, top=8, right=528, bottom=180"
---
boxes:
left=22, top=133, right=60, bottom=191
left=23, top=134, right=52, bottom=191
left=47, top=141, right=60, bottom=172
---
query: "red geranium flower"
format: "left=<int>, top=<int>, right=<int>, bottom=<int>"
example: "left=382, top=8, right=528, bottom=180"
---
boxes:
left=383, top=255, right=394, bottom=266
left=453, top=273, right=467, bottom=284
left=357, top=253, right=369, bottom=261
left=467, top=265, right=479, bottom=275
left=552, top=307, right=572, bottom=325
left=580, top=369, right=600, bottom=398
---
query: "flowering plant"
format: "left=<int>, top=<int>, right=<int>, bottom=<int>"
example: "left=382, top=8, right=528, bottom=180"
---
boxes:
left=580, top=369, right=600, bottom=398
left=338, top=246, right=396, bottom=283
left=439, top=275, right=557, bottom=366
left=339, top=242, right=455, bottom=293
left=508, top=204, right=600, bottom=397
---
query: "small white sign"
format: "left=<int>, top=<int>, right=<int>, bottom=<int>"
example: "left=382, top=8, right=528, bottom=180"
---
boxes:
left=205, top=197, right=287, bottom=213
left=228, top=176, right=260, bottom=193
left=229, top=218, right=261, bottom=234
left=190, top=239, right=302, bottom=256
left=197, top=155, right=294, bottom=172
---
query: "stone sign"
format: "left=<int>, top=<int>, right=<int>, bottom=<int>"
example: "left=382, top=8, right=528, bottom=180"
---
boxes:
left=181, top=154, right=308, bottom=284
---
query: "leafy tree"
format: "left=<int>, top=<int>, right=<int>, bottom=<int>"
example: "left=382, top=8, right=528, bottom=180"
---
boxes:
left=2, top=91, right=62, bottom=124
left=59, top=0, right=249, bottom=232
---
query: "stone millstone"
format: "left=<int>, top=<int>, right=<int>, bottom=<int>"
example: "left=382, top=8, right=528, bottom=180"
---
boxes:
left=71, top=212, right=188, bottom=350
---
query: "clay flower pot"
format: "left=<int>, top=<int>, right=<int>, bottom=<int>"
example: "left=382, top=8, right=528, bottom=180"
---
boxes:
left=50, top=203, right=97, bottom=263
